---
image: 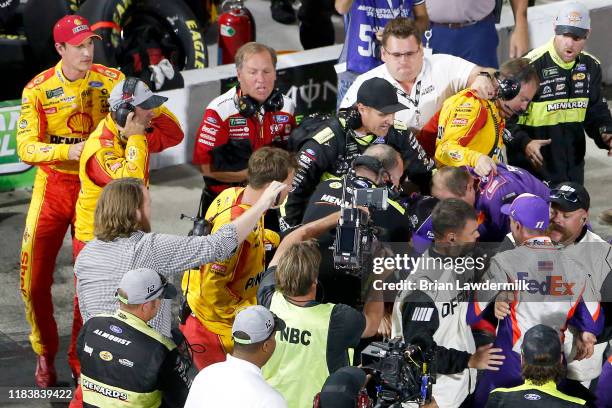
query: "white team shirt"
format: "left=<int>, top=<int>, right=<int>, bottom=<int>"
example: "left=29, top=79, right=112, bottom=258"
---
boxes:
left=184, top=355, right=287, bottom=408
left=340, top=53, right=475, bottom=130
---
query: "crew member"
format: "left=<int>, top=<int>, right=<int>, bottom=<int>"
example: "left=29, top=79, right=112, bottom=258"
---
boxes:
left=259, top=240, right=366, bottom=408
left=340, top=17, right=497, bottom=131
left=422, top=58, right=539, bottom=177
left=474, top=193, right=603, bottom=407
left=485, top=324, right=587, bottom=407
left=17, top=14, right=124, bottom=385
left=301, top=144, right=411, bottom=306
left=391, top=199, right=505, bottom=408
left=75, top=77, right=183, bottom=244
left=431, top=164, right=549, bottom=243
left=77, top=268, right=190, bottom=407
left=192, top=42, right=296, bottom=212
left=283, top=77, right=434, bottom=228
left=506, top=2, right=612, bottom=185
left=181, top=147, right=296, bottom=370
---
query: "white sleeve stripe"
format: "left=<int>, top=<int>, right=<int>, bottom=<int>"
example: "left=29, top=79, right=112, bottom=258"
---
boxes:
left=410, top=307, right=434, bottom=321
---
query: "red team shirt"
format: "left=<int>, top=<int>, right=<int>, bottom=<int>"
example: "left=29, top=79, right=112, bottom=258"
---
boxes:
left=193, top=87, right=296, bottom=193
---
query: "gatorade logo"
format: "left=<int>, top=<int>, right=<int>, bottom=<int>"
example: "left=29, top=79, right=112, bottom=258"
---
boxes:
left=516, top=272, right=575, bottom=296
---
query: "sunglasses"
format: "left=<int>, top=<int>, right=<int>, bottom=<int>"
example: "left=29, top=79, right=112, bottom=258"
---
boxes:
left=550, top=189, right=580, bottom=203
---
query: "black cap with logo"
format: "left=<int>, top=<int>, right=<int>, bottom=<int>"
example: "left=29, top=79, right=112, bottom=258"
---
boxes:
left=356, top=78, right=407, bottom=114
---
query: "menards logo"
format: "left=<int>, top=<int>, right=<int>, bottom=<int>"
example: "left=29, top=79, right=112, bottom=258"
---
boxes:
left=546, top=100, right=587, bottom=111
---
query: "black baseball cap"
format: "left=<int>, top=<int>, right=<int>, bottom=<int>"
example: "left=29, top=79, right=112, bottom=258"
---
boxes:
left=548, top=181, right=590, bottom=212
left=356, top=78, right=407, bottom=114
left=319, top=367, right=367, bottom=408
left=521, top=324, right=561, bottom=366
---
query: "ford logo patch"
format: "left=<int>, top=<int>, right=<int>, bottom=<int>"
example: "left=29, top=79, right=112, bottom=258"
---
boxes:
left=110, top=325, right=122, bottom=334
left=524, top=393, right=541, bottom=401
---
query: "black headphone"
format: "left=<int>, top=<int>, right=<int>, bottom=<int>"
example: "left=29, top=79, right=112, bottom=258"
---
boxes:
left=112, top=77, right=140, bottom=127
left=235, top=86, right=284, bottom=118
left=340, top=106, right=363, bottom=130
left=495, top=71, right=522, bottom=101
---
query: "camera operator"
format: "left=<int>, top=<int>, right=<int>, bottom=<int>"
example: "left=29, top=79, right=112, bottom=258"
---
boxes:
left=390, top=198, right=505, bottom=408
left=301, top=145, right=411, bottom=306
left=257, top=222, right=367, bottom=408
left=283, top=77, right=434, bottom=228
left=485, top=324, right=587, bottom=407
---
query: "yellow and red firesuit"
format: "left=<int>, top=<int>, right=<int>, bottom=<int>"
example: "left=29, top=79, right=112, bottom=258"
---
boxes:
left=17, top=60, right=124, bottom=373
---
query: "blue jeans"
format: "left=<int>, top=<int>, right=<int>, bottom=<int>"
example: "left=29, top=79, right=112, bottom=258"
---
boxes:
left=429, top=15, right=499, bottom=68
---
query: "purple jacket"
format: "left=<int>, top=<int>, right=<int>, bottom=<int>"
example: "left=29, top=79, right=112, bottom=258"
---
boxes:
left=474, top=164, right=550, bottom=243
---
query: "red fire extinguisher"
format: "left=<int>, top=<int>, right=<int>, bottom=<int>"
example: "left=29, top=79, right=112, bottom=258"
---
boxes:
left=217, top=0, right=256, bottom=65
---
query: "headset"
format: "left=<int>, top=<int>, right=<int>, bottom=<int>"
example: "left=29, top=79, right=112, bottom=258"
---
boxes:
left=343, top=106, right=363, bottom=130
left=235, top=86, right=285, bottom=118
left=112, top=77, right=140, bottom=128
left=351, top=155, right=400, bottom=198
left=494, top=71, right=521, bottom=101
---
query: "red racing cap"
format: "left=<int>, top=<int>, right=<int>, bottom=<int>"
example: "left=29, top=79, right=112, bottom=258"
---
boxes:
left=53, top=15, right=101, bottom=46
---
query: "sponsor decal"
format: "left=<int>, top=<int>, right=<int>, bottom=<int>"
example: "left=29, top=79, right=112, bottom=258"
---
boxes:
left=43, top=107, right=57, bottom=114
left=127, top=146, right=137, bottom=161
left=575, top=82, right=583, bottom=88
left=353, top=178, right=369, bottom=188
left=274, top=114, right=289, bottom=123
left=542, top=86, right=552, bottom=94
left=99, top=351, right=113, bottom=361
left=81, top=378, right=128, bottom=401
left=448, top=150, right=463, bottom=161
left=84, top=343, right=93, bottom=356
left=60, top=96, right=76, bottom=103
left=572, top=73, right=586, bottom=81
left=104, top=69, right=118, bottom=79
left=542, top=67, right=559, bottom=78
left=89, top=81, right=104, bottom=88
left=126, top=162, right=137, bottom=172
left=26, top=145, right=35, bottom=154
left=18, top=119, right=27, bottom=129
left=459, top=102, right=472, bottom=108
left=421, top=85, right=434, bottom=95
left=109, top=325, right=122, bottom=334
left=229, top=117, right=247, bottom=126
left=523, top=394, right=541, bottom=401
left=284, top=124, right=291, bottom=134
left=211, top=263, right=227, bottom=274
left=576, top=63, right=587, bottom=72
left=118, top=358, right=134, bottom=368
left=39, top=146, right=53, bottom=153
left=452, top=118, right=468, bottom=125
left=206, top=116, right=218, bottom=125
left=305, top=148, right=315, bottom=156
left=49, top=135, right=82, bottom=144
left=45, top=87, right=64, bottom=99
left=67, top=112, right=93, bottom=135
left=93, top=329, right=133, bottom=345
left=199, top=140, right=215, bottom=147
left=201, top=125, right=218, bottom=135
left=329, top=181, right=342, bottom=189
left=546, top=100, right=588, bottom=111
left=516, top=272, right=574, bottom=295
left=556, top=83, right=565, bottom=91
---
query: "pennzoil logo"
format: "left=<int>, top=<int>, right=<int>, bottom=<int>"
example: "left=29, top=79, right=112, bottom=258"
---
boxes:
left=99, top=351, right=113, bottom=361
left=67, top=113, right=94, bottom=135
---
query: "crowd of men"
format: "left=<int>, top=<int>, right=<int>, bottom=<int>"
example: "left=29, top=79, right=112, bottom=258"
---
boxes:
left=14, top=2, right=612, bottom=408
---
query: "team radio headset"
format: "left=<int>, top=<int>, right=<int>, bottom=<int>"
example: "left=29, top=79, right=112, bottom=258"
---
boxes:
left=234, top=86, right=285, bottom=141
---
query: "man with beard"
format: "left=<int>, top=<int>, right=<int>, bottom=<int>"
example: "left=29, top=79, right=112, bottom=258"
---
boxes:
left=547, top=182, right=612, bottom=401
left=420, top=58, right=539, bottom=177
left=75, top=177, right=287, bottom=337
left=391, top=198, right=505, bottom=408
left=505, top=2, right=612, bottom=185
left=474, top=193, right=603, bottom=407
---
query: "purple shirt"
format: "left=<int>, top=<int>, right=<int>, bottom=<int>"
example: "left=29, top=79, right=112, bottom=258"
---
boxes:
left=475, top=164, right=550, bottom=243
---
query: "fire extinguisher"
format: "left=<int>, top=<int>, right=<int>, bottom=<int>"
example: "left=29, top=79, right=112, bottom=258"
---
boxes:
left=217, top=0, right=256, bottom=65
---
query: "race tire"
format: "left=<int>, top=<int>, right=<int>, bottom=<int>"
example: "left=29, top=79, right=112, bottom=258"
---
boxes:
left=0, top=34, right=33, bottom=100
left=78, top=0, right=208, bottom=70
left=22, top=0, right=86, bottom=69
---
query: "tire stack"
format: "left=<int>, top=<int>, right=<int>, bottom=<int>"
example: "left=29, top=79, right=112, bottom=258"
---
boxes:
left=0, top=0, right=209, bottom=100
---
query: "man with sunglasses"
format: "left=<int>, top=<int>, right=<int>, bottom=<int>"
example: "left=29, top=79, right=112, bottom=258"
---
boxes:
left=77, top=268, right=190, bottom=408
left=340, top=17, right=497, bottom=132
left=505, top=2, right=612, bottom=185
